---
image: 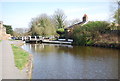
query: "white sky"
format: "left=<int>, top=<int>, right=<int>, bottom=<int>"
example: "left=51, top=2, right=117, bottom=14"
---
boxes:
left=0, top=0, right=116, bottom=2
left=0, top=0, right=118, bottom=29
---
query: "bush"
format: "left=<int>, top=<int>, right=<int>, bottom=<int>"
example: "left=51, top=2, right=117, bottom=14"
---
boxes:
left=72, top=26, right=87, bottom=45
left=71, top=21, right=110, bottom=45
left=86, top=40, right=94, bottom=45
left=57, top=28, right=65, bottom=33
left=82, top=21, right=110, bottom=33
left=56, top=28, right=65, bottom=38
left=73, top=34, right=87, bottom=45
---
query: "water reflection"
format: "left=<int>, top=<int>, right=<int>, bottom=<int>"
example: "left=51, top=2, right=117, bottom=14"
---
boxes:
left=22, top=44, right=118, bottom=79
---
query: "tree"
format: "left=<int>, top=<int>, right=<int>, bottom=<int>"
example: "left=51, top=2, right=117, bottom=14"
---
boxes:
left=29, top=14, right=56, bottom=36
left=3, top=25, right=13, bottom=35
left=53, top=9, right=67, bottom=29
left=113, top=1, right=120, bottom=24
left=13, top=28, right=30, bottom=37
left=13, top=31, right=20, bottom=37
left=67, top=19, right=81, bottom=26
left=114, top=8, right=120, bottom=23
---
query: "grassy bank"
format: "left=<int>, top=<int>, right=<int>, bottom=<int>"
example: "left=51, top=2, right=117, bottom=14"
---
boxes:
left=11, top=44, right=29, bottom=70
left=0, top=40, right=1, bottom=42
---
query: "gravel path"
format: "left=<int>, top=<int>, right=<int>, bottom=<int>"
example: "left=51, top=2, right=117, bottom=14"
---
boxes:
left=1, top=40, right=28, bottom=79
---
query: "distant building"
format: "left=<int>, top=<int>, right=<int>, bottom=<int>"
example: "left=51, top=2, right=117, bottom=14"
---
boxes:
left=65, top=14, right=88, bottom=30
left=0, top=21, right=11, bottom=40
left=64, top=14, right=88, bottom=39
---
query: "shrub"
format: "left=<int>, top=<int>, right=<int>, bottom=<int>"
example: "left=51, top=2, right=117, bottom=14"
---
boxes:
left=71, top=21, right=110, bottom=45
left=82, top=21, right=110, bottom=33
left=86, top=40, right=94, bottom=45
left=73, top=34, right=87, bottom=45
left=56, top=28, right=65, bottom=38
left=57, top=28, right=65, bottom=33
left=72, top=26, right=87, bottom=45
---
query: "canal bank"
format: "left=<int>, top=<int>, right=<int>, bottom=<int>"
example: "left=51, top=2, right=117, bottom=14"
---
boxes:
left=10, top=40, right=33, bottom=79
left=23, top=37, right=120, bottom=49
left=72, top=32, right=120, bottom=49
left=84, top=43, right=120, bottom=49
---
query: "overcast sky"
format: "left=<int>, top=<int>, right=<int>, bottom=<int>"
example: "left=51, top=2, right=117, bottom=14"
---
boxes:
left=0, top=0, right=118, bottom=29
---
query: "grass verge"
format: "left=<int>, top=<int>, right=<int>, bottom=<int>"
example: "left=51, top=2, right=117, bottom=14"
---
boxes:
left=9, top=39, right=15, bottom=41
left=11, top=44, right=29, bottom=70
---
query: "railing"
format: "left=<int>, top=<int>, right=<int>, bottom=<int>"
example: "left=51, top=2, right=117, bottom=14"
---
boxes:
left=21, top=36, right=43, bottom=41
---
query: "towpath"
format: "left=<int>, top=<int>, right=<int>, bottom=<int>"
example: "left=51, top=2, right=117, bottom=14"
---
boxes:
left=1, top=40, right=28, bottom=79
left=0, top=41, right=2, bottom=80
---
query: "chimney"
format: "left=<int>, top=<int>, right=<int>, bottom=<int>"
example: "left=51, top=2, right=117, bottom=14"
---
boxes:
left=82, top=14, right=88, bottom=22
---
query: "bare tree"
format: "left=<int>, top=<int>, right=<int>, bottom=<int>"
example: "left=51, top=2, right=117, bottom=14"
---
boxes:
left=53, top=9, right=67, bottom=29
left=67, top=19, right=81, bottom=26
left=13, top=28, right=30, bottom=36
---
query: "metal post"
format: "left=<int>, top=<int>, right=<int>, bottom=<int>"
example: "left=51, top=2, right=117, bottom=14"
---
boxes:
left=25, top=36, right=26, bottom=40
left=35, top=36, right=37, bottom=40
left=29, top=36, right=31, bottom=40
left=39, top=36, right=41, bottom=40
left=22, top=37, right=24, bottom=41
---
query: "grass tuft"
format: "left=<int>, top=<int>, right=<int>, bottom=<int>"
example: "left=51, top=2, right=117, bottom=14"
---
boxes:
left=11, top=44, right=29, bottom=70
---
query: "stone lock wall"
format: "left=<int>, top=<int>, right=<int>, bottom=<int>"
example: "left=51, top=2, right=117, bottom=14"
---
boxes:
left=0, top=21, right=11, bottom=40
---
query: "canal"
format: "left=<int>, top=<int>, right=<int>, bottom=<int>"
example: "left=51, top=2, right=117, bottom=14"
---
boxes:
left=22, top=43, right=119, bottom=79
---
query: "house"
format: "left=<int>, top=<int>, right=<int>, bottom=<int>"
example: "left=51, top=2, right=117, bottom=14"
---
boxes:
left=64, top=14, right=88, bottom=39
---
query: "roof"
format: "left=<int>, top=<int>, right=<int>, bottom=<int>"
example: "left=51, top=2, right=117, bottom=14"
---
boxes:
left=65, top=21, right=85, bottom=29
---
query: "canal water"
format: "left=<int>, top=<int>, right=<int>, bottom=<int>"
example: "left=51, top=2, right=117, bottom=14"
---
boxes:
left=22, top=43, right=119, bottom=79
